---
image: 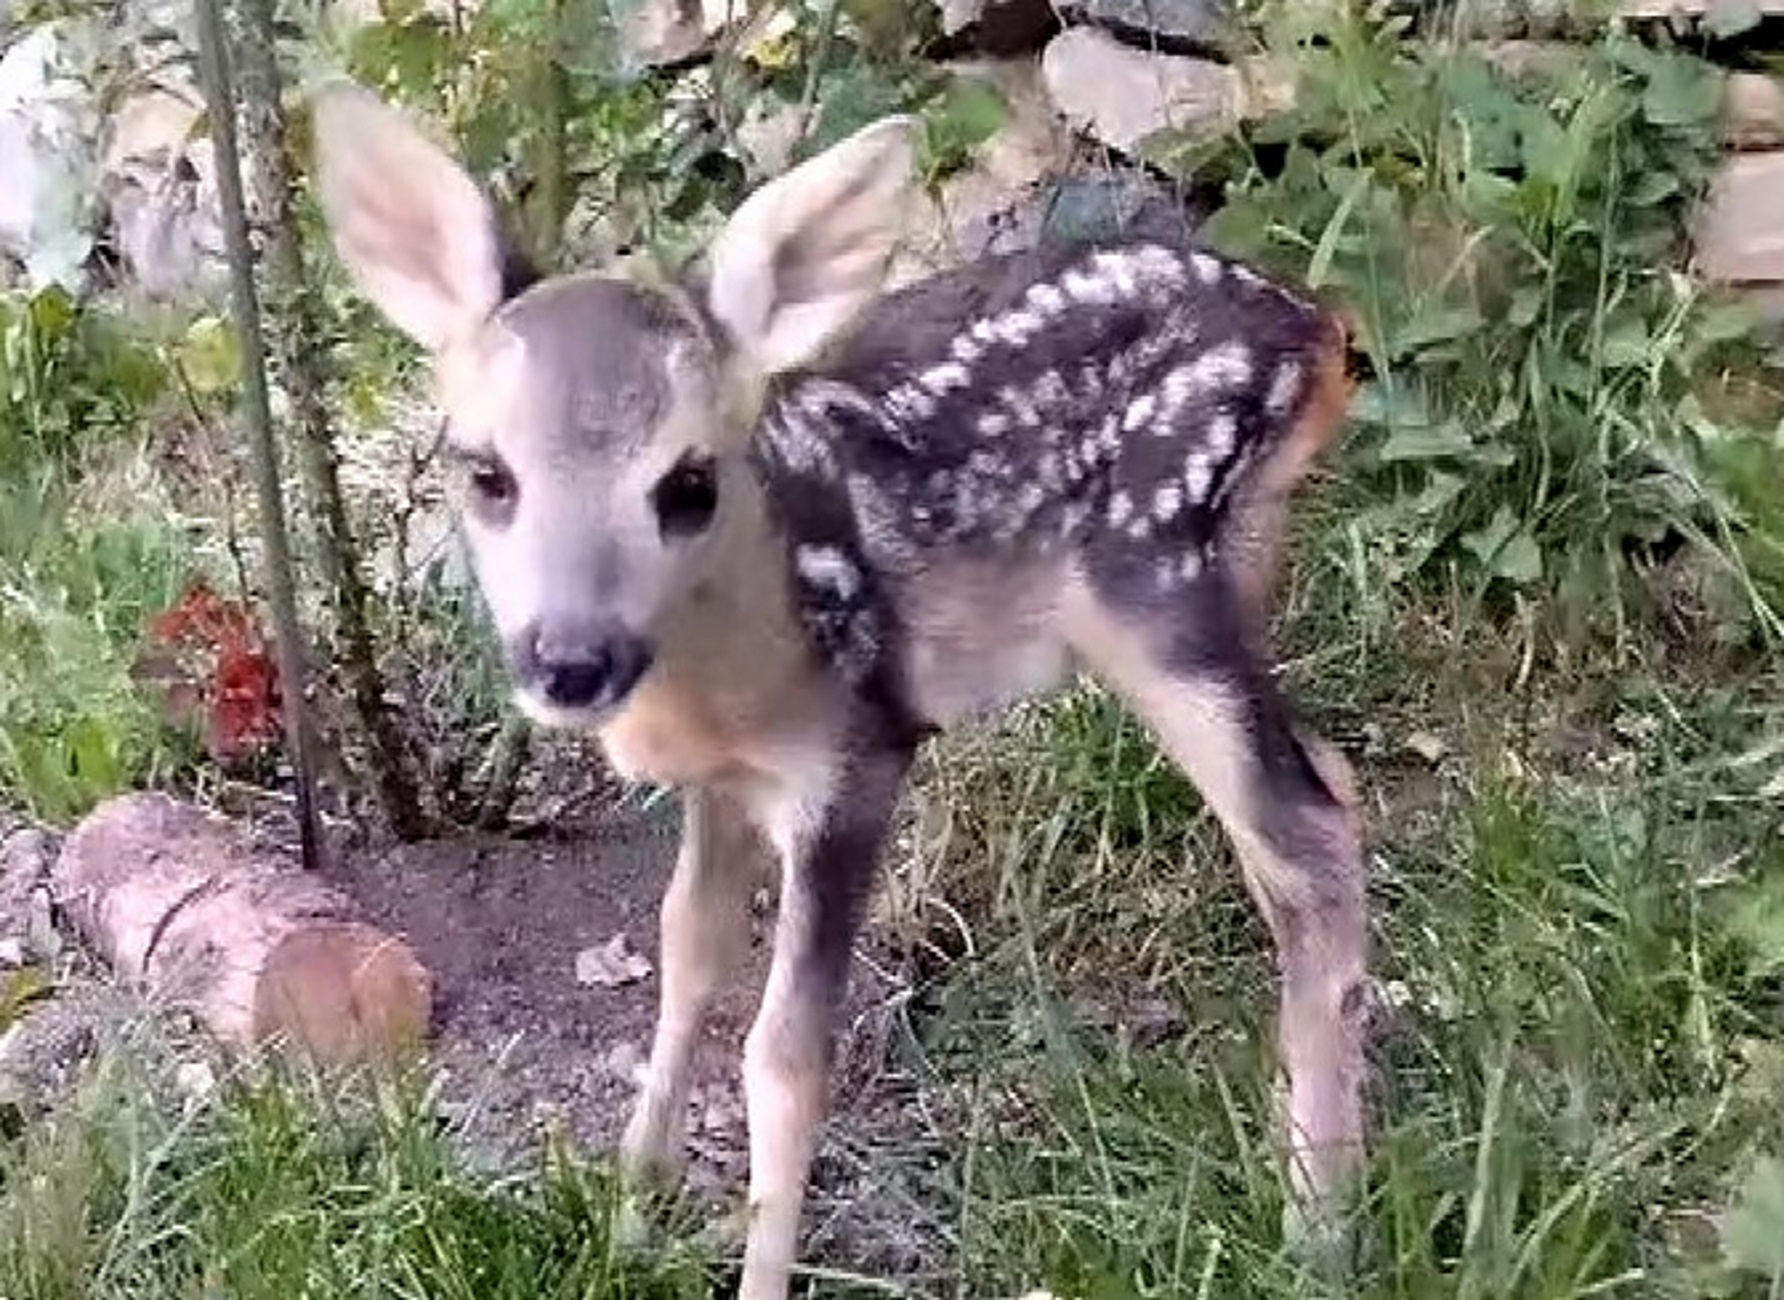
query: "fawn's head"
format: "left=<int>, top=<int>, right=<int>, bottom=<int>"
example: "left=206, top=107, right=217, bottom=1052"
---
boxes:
left=310, top=81, right=918, bottom=726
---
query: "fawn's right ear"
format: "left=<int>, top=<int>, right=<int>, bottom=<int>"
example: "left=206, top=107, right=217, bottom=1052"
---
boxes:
left=310, top=80, right=506, bottom=354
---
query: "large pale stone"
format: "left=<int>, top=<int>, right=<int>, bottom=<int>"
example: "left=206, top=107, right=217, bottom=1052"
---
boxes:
left=1620, top=0, right=1784, bottom=17
left=0, top=19, right=105, bottom=291
left=939, top=0, right=1228, bottom=44
left=1695, top=153, right=1784, bottom=282
left=1040, top=26, right=1291, bottom=153
left=100, top=77, right=227, bottom=303
left=1725, top=72, right=1784, bottom=150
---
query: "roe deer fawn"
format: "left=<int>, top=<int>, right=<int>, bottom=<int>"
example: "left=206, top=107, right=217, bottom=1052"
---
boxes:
left=312, top=80, right=1370, bottom=1299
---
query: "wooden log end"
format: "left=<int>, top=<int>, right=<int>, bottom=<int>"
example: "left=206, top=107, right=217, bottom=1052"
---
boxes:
left=255, top=922, right=434, bottom=1068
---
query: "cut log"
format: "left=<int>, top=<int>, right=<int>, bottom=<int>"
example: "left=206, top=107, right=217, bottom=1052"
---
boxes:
left=51, top=792, right=431, bottom=1067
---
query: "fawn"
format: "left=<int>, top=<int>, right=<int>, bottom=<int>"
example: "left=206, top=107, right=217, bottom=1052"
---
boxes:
left=312, top=80, right=1370, bottom=1299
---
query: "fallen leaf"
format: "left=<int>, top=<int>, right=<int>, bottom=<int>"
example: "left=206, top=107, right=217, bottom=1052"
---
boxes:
left=1404, top=730, right=1447, bottom=764
left=600, top=1039, right=645, bottom=1083
left=175, top=1060, right=216, bottom=1104
left=575, top=932, right=653, bottom=988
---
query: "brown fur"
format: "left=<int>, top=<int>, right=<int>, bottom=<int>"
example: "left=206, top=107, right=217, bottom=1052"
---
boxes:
left=1223, top=312, right=1357, bottom=640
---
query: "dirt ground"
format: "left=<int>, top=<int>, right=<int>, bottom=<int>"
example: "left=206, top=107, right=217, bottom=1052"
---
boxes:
left=1, top=784, right=960, bottom=1296
left=343, top=796, right=959, bottom=1291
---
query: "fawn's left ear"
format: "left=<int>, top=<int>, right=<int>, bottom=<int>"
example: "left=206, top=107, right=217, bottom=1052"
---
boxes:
left=704, top=115, right=920, bottom=379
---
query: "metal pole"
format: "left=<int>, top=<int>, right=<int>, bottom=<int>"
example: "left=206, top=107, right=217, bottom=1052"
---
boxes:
left=194, top=0, right=323, bottom=870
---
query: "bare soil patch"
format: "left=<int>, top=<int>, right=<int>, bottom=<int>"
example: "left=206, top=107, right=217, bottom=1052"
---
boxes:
left=1, top=788, right=958, bottom=1295
left=326, top=796, right=955, bottom=1293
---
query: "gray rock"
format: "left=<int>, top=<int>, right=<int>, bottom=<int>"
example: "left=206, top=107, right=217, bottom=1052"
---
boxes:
left=1041, top=25, right=1246, bottom=154
left=1071, top=0, right=1227, bottom=45
left=0, top=19, right=106, bottom=292
left=1, top=826, right=56, bottom=926
left=1037, top=170, right=1203, bottom=247
left=1696, top=153, right=1784, bottom=282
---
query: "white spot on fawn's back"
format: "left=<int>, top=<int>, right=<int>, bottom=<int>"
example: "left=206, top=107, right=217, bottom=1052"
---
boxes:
left=1185, top=452, right=1213, bottom=503
left=795, top=544, right=862, bottom=601
left=1266, top=359, right=1303, bottom=416
left=1186, top=340, right=1254, bottom=396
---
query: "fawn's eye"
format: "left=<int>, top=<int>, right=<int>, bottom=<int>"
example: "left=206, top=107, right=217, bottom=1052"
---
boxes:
left=456, top=452, right=518, bottom=525
left=651, top=455, right=719, bottom=539
left=468, top=458, right=515, bottom=503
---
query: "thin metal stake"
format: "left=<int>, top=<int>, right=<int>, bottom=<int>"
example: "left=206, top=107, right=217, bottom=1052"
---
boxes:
left=194, top=0, right=322, bottom=870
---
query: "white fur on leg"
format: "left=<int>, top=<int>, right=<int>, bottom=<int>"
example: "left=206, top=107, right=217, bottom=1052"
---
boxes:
left=621, top=789, right=759, bottom=1181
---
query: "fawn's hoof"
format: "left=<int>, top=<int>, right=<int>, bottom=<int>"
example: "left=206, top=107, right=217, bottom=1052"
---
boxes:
left=1282, top=1193, right=1357, bottom=1281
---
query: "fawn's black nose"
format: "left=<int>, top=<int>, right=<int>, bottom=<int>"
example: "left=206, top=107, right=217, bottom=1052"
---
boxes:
left=514, top=621, right=653, bottom=713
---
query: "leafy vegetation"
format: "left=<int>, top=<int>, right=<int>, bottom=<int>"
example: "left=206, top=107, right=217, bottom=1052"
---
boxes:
left=1167, top=11, right=1784, bottom=651
left=0, top=288, right=202, bottom=820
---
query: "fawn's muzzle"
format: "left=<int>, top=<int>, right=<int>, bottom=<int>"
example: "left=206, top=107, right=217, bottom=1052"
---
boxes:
left=512, top=620, right=655, bottom=714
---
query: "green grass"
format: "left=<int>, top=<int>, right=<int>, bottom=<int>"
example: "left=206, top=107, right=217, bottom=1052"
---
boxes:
left=920, top=650, right=1784, bottom=1299
left=0, top=287, right=205, bottom=822
left=0, top=1043, right=713, bottom=1299
left=5, top=2, right=1784, bottom=1298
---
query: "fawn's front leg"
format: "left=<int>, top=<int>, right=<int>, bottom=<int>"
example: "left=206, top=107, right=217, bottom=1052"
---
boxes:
left=737, top=742, right=911, bottom=1300
left=622, top=785, right=766, bottom=1182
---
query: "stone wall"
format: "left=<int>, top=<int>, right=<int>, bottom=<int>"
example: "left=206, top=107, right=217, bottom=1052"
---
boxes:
left=646, top=0, right=1784, bottom=303
left=6, top=0, right=1784, bottom=309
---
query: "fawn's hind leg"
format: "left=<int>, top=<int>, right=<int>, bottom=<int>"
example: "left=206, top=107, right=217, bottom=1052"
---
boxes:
left=621, top=785, right=767, bottom=1181
left=1064, top=573, right=1369, bottom=1249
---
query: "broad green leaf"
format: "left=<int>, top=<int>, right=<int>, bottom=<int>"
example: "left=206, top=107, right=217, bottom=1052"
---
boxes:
left=1624, top=170, right=1679, bottom=206
left=1307, top=169, right=1370, bottom=289
left=27, top=286, right=77, bottom=341
left=1601, top=318, right=1652, bottom=369
left=1508, top=286, right=1544, bottom=329
left=1642, top=53, right=1724, bottom=126
left=0, top=964, right=51, bottom=1032
left=1350, top=380, right=1434, bottom=430
left=1727, top=870, right=1784, bottom=976
left=1462, top=505, right=1543, bottom=584
left=1694, top=297, right=1762, bottom=345
left=1409, top=470, right=1466, bottom=514
left=1492, top=530, right=1543, bottom=583
left=929, top=77, right=1007, bottom=150
left=1389, top=305, right=1486, bottom=358
left=921, top=77, right=1008, bottom=178
left=1376, top=421, right=1475, bottom=464
left=1519, top=110, right=1572, bottom=191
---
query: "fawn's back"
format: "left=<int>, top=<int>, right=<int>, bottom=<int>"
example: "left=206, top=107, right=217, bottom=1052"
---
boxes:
left=752, top=235, right=1350, bottom=735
